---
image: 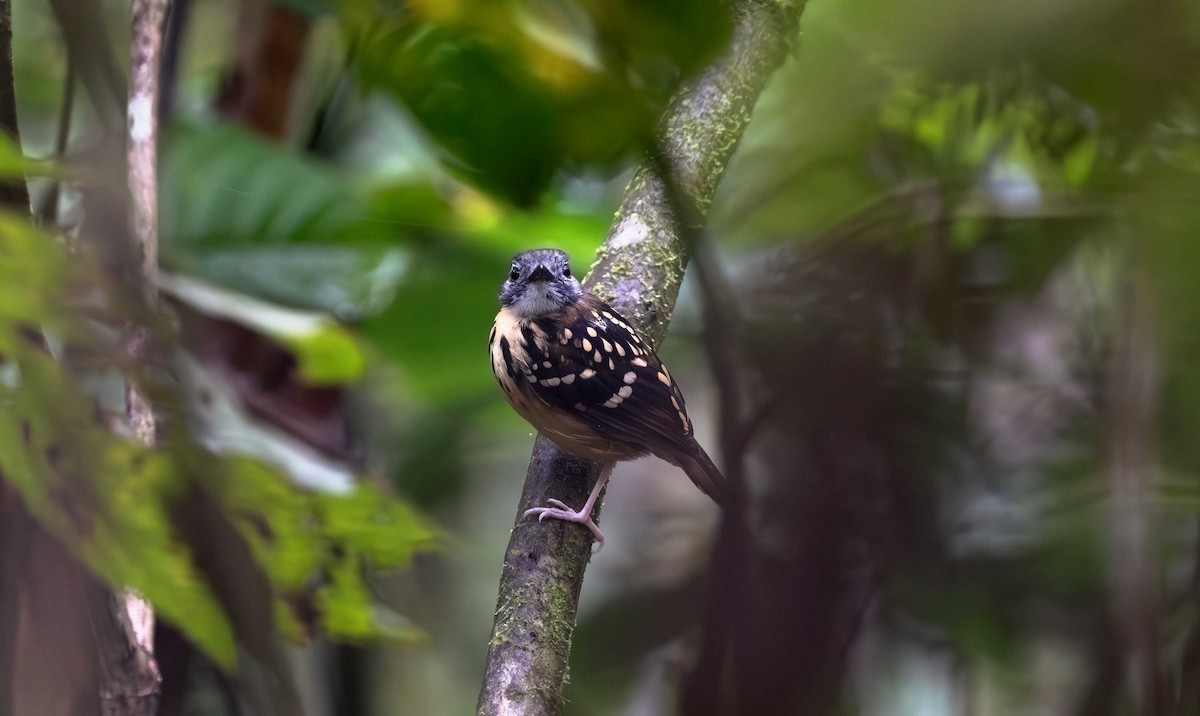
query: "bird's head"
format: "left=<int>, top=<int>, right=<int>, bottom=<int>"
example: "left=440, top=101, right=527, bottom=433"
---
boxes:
left=499, top=249, right=582, bottom=318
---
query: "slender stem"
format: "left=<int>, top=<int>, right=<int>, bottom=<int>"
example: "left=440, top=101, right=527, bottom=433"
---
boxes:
left=1107, top=261, right=1163, bottom=714
left=0, top=0, right=28, bottom=212
left=128, top=0, right=168, bottom=288
left=97, top=1, right=170, bottom=714
left=476, top=2, right=807, bottom=714
left=0, top=2, right=28, bottom=710
left=34, top=57, right=74, bottom=227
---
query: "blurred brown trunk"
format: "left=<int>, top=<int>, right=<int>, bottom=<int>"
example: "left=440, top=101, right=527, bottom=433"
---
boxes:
left=1106, top=266, right=1165, bottom=715
left=216, top=0, right=311, bottom=140
left=682, top=240, right=913, bottom=715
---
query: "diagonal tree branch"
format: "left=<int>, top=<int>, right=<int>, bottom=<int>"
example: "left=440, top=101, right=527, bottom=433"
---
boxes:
left=476, top=2, right=807, bottom=714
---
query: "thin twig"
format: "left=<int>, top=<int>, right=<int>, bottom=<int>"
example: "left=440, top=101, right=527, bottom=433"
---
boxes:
left=34, top=56, right=74, bottom=227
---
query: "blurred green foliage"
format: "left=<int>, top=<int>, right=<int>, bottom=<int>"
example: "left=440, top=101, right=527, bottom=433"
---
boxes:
left=7, top=0, right=1200, bottom=712
left=341, top=0, right=729, bottom=204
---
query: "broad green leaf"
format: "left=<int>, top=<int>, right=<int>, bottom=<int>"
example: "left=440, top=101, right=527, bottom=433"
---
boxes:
left=218, top=459, right=437, bottom=643
left=160, top=273, right=367, bottom=383
left=160, top=123, right=383, bottom=253
left=314, top=484, right=440, bottom=567
left=317, top=556, right=423, bottom=641
left=0, top=352, right=238, bottom=667
left=172, top=245, right=408, bottom=321
left=346, top=0, right=729, bottom=204
left=0, top=131, right=62, bottom=179
left=0, top=212, right=71, bottom=346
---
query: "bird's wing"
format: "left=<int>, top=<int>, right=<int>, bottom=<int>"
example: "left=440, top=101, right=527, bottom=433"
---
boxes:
left=518, top=298, right=698, bottom=459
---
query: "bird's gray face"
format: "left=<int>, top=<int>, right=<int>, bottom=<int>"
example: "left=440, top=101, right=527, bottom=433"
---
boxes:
left=500, top=249, right=582, bottom=318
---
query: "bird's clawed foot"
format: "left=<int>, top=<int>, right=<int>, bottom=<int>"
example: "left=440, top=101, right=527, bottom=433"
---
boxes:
left=524, top=499, right=605, bottom=547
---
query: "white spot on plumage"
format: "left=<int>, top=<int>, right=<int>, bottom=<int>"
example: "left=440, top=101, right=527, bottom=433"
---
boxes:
left=582, top=338, right=593, bottom=352
left=657, top=372, right=670, bottom=386
left=623, top=371, right=636, bottom=384
left=607, top=358, right=615, bottom=370
left=632, top=357, right=648, bottom=367
left=615, top=343, right=626, bottom=356
left=540, top=377, right=561, bottom=387
left=601, top=339, right=612, bottom=352
left=543, top=361, right=551, bottom=368
left=587, top=326, right=597, bottom=338
left=580, top=368, right=595, bottom=379
left=618, top=386, right=632, bottom=399
left=561, top=374, right=576, bottom=384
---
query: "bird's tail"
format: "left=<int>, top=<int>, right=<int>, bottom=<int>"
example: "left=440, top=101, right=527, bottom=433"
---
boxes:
left=677, top=443, right=731, bottom=507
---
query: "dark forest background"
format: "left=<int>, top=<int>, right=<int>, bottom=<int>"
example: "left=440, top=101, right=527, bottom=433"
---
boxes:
left=3, top=0, right=1200, bottom=714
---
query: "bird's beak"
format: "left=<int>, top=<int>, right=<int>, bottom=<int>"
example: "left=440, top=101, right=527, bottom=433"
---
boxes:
left=527, top=265, right=553, bottom=284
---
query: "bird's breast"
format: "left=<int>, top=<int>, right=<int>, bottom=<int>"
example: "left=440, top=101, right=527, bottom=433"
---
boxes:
left=489, top=307, right=640, bottom=462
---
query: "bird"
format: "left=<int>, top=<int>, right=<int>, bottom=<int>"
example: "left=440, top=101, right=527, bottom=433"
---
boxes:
left=489, top=248, right=727, bottom=544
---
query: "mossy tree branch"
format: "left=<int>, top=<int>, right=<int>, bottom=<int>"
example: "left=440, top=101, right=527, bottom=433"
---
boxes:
left=476, top=2, right=807, bottom=714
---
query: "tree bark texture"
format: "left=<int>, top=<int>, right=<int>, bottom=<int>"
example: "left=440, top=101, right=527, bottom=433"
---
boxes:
left=476, top=2, right=807, bottom=714
left=98, top=2, right=171, bottom=714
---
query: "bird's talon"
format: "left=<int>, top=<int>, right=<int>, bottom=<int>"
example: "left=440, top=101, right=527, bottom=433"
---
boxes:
left=523, top=502, right=605, bottom=545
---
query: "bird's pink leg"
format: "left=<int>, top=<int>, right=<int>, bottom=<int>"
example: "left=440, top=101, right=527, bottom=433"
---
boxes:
left=523, top=463, right=613, bottom=546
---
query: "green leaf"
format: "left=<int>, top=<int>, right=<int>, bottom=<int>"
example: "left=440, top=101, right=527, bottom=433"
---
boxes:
left=283, top=324, right=367, bottom=383
left=0, top=212, right=72, bottom=346
left=160, top=123, right=381, bottom=254
left=218, top=460, right=438, bottom=643
left=345, top=0, right=729, bottom=204
left=0, top=131, right=62, bottom=179
left=0, top=352, right=238, bottom=667
left=317, top=556, right=423, bottom=641
left=171, top=244, right=408, bottom=320
left=314, top=484, right=440, bottom=567
left=160, top=273, right=367, bottom=384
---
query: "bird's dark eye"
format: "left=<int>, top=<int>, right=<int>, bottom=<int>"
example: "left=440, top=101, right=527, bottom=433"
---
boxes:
left=509, top=266, right=520, bottom=281
left=562, top=266, right=571, bottom=278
